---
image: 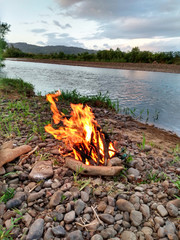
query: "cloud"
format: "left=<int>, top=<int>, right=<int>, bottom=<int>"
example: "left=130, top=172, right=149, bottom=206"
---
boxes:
left=54, top=0, right=180, bottom=40
left=43, top=32, right=85, bottom=47
left=53, top=20, right=71, bottom=29
left=31, top=28, right=47, bottom=33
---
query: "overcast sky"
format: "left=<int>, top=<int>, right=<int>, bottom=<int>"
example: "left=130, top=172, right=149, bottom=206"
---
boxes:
left=1, top=0, right=180, bottom=52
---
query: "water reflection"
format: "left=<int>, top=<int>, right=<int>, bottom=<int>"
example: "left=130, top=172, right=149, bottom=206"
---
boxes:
left=1, top=60, right=180, bottom=136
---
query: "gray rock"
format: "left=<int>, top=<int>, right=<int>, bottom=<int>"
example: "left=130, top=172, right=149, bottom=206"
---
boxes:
left=27, top=189, right=45, bottom=202
left=140, top=204, right=150, bottom=220
left=26, top=218, right=44, bottom=240
left=49, top=190, right=63, bottom=208
left=81, top=191, right=89, bottom=202
left=166, top=202, right=178, bottom=217
left=167, top=199, right=180, bottom=208
left=51, top=225, right=66, bottom=237
left=164, top=220, right=176, bottom=236
left=61, top=182, right=72, bottom=191
left=29, top=161, right=53, bottom=181
left=6, top=198, right=22, bottom=209
left=116, top=199, right=135, bottom=212
left=0, top=203, right=6, bottom=217
left=67, top=230, right=83, bottom=240
left=121, top=230, right=137, bottom=240
left=51, top=211, right=64, bottom=221
left=64, top=210, right=75, bottom=223
left=0, top=167, right=6, bottom=175
left=128, top=168, right=140, bottom=177
left=100, top=227, right=117, bottom=239
left=99, top=214, right=115, bottom=224
left=157, top=205, right=168, bottom=217
left=130, top=210, right=143, bottom=226
left=107, top=196, right=115, bottom=206
left=86, top=219, right=100, bottom=231
left=44, top=228, right=54, bottom=240
left=91, top=234, right=103, bottom=240
left=154, top=216, right=164, bottom=226
left=157, top=227, right=165, bottom=238
left=74, top=199, right=86, bottom=215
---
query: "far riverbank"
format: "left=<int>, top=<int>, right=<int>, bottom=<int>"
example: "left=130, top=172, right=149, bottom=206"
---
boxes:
left=6, top=58, right=180, bottom=74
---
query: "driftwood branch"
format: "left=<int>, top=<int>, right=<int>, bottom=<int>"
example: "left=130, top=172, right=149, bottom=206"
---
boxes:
left=65, top=157, right=123, bottom=176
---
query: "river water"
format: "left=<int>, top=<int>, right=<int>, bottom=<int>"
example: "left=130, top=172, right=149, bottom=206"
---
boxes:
left=1, top=60, right=180, bottom=136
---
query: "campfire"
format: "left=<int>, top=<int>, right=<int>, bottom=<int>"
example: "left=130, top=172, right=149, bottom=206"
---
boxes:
left=45, top=91, right=123, bottom=176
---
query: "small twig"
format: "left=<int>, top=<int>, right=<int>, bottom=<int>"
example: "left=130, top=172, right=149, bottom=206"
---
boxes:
left=91, top=205, right=104, bottom=226
left=18, top=146, right=38, bottom=166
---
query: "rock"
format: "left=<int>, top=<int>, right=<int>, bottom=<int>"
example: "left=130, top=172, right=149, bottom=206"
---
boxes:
left=140, top=204, right=150, bottom=220
left=6, top=198, right=22, bottom=209
left=154, top=216, right=164, bottom=226
left=164, top=220, right=176, bottom=236
left=86, top=219, right=100, bottom=231
left=27, top=189, right=45, bottom=202
left=104, top=205, right=114, bottom=214
left=0, top=203, right=6, bottom=217
left=166, top=202, right=178, bottom=217
left=64, top=210, right=75, bottom=223
left=67, top=230, right=83, bottom=240
left=51, top=225, right=66, bottom=237
left=141, top=227, right=153, bottom=235
left=121, top=230, right=137, bottom=240
left=81, top=191, right=89, bottom=202
left=157, top=205, right=168, bottom=217
left=99, top=214, right=115, bottom=224
left=51, top=211, right=64, bottom=221
left=167, top=199, right=180, bottom=208
left=108, top=157, right=122, bottom=166
left=74, top=199, right=86, bottom=215
left=130, top=210, right=143, bottom=226
left=116, top=199, right=135, bottom=212
left=157, top=227, right=165, bottom=238
left=49, top=190, right=63, bottom=208
left=22, top=213, right=32, bottom=227
left=61, top=182, right=72, bottom=191
left=107, top=196, right=115, bottom=206
left=26, top=218, right=44, bottom=240
left=91, top=234, right=103, bottom=240
left=29, top=161, right=53, bottom=181
left=97, top=201, right=107, bottom=212
left=0, top=167, right=6, bottom=175
left=100, top=228, right=117, bottom=239
left=44, top=228, right=54, bottom=240
left=127, top=168, right=140, bottom=177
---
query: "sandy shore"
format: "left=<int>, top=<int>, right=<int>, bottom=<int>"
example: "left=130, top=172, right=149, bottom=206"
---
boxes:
left=7, top=58, right=180, bottom=73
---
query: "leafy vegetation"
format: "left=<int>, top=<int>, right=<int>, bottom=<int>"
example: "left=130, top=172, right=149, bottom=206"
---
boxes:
left=0, top=22, right=10, bottom=68
left=4, top=45, right=180, bottom=65
left=0, top=77, right=34, bottom=96
left=0, top=188, right=15, bottom=203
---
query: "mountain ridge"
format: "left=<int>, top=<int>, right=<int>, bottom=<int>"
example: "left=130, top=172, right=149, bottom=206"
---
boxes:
left=9, top=42, right=96, bottom=55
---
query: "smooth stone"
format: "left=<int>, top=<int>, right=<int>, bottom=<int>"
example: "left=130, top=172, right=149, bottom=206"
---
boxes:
left=81, top=191, right=89, bottom=202
left=167, top=199, right=180, bottom=208
left=130, top=210, right=143, bottom=226
left=116, top=199, right=135, bottom=212
left=140, top=204, right=150, bottom=220
left=107, top=196, right=115, bottom=206
left=100, top=228, right=117, bottom=239
left=64, top=210, right=75, bottom=223
left=26, top=218, right=44, bottom=240
left=157, top=205, right=168, bottom=217
left=51, top=211, right=64, bottom=221
left=22, top=213, right=32, bottom=227
left=121, top=230, right=137, bottom=240
left=141, top=227, right=153, bottom=235
left=91, top=234, right=103, bottom=240
left=44, top=228, right=54, bottom=240
left=74, top=199, right=86, bottom=215
left=166, top=202, right=178, bottom=217
left=97, top=201, right=107, bottom=212
left=67, top=230, right=83, bottom=240
left=86, top=219, right=100, bottom=231
left=127, top=168, right=140, bottom=177
left=29, top=161, right=53, bottom=181
left=49, top=190, right=63, bottom=208
left=99, top=214, right=115, bottom=224
left=0, top=167, right=6, bottom=175
left=164, top=220, right=176, bottom=235
left=6, top=198, right=22, bottom=209
left=61, top=182, right=72, bottom=191
left=51, top=225, right=66, bottom=237
left=157, top=227, right=165, bottom=238
left=0, top=203, right=6, bottom=217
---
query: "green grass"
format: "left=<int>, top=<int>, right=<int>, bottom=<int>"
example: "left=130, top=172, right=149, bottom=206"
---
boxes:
left=0, top=188, right=15, bottom=204
left=0, top=77, right=34, bottom=96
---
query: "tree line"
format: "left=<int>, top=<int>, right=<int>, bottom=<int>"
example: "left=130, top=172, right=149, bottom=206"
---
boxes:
left=4, top=45, right=180, bottom=65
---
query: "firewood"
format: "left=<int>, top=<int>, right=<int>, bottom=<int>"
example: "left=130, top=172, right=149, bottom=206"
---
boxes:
left=65, top=157, right=123, bottom=176
left=0, top=145, right=32, bottom=168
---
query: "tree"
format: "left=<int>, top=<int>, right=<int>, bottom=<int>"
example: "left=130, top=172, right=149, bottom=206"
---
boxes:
left=0, top=22, right=10, bottom=68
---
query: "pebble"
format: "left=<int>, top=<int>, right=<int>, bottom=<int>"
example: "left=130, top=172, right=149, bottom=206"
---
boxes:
left=64, top=210, right=75, bottom=223
left=49, top=190, right=63, bottom=208
left=157, top=205, right=168, bottom=217
left=121, top=230, right=137, bottom=240
left=29, top=161, right=53, bottom=181
left=91, top=234, right=103, bottom=240
left=74, top=199, right=86, bottom=215
left=26, top=218, right=44, bottom=240
left=99, top=213, right=115, bottom=224
left=166, top=202, right=178, bottom=217
left=67, top=230, right=84, bottom=240
left=116, top=199, right=135, bottom=212
left=51, top=225, right=66, bottom=237
left=130, top=210, right=143, bottom=226
left=100, top=227, right=117, bottom=239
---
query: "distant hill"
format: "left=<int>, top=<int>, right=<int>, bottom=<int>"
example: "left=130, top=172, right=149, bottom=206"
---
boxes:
left=9, top=42, right=96, bottom=55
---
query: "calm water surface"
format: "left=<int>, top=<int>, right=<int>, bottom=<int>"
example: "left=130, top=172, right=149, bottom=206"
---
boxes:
left=1, top=60, right=180, bottom=136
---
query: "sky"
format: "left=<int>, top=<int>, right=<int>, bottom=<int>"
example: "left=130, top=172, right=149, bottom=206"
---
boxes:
left=0, top=0, right=180, bottom=52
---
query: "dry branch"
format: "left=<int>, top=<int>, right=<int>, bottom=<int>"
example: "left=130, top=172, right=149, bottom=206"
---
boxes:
left=65, top=157, right=123, bottom=176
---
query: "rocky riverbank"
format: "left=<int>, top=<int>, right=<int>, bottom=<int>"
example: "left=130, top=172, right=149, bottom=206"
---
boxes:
left=0, top=94, right=180, bottom=240
left=6, top=58, right=180, bottom=74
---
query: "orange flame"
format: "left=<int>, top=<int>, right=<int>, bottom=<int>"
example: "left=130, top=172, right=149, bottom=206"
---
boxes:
left=45, top=91, right=116, bottom=165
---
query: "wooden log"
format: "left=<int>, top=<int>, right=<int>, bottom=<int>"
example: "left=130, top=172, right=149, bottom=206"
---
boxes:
left=0, top=145, right=32, bottom=168
left=65, top=157, right=123, bottom=176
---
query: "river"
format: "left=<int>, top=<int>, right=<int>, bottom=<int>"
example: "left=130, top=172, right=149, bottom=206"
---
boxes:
left=1, top=60, right=180, bottom=136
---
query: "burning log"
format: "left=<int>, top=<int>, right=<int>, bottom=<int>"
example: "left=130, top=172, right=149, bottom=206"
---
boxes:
left=65, top=157, right=123, bottom=176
